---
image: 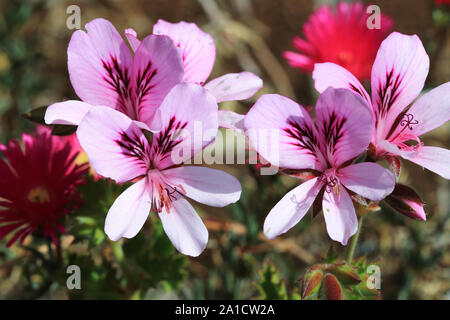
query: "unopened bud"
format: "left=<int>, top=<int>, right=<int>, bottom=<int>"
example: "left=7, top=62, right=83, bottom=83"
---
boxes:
left=384, top=184, right=426, bottom=221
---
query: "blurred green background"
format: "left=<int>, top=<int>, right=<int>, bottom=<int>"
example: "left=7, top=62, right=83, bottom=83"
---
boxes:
left=0, top=0, right=449, bottom=299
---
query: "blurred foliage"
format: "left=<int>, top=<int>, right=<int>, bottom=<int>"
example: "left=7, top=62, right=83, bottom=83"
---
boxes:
left=66, top=178, right=188, bottom=299
left=0, top=0, right=47, bottom=140
left=0, top=0, right=449, bottom=300
left=254, top=261, right=300, bottom=300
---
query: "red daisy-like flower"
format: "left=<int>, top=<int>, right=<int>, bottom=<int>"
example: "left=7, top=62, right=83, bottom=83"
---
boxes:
left=0, top=127, right=89, bottom=247
left=283, top=2, right=393, bottom=80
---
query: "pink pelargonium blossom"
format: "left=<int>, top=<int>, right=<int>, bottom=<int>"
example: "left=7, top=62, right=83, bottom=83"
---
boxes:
left=76, top=83, right=242, bottom=257
left=125, top=19, right=263, bottom=132
left=313, top=32, right=450, bottom=180
left=245, top=88, right=395, bottom=245
left=45, top=18, right=184, bottom=131
left=284, top=2, right=393, bottom=80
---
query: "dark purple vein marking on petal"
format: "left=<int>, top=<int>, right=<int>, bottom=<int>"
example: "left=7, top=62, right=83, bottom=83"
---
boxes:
left=321, top=112, right=347, bottom=153
left=153, top=116, right=188, bottom=162
left=349, top=83, right=366, bottom=99
left=135, top=61, right=158, bottom=110
left=102, top=56, right=132, bottom=111
left=283, top=119, right=318, bottom=155
left=375, top=68, right=403, bottom=124
left=115, top=131, right=148, bottom=169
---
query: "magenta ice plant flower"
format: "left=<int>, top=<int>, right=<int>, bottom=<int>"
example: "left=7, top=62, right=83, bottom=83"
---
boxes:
left=45, top=18, right=184, bottom=131
left=313, top=32, right=450, bottom=179
left=245, top=88, right=395, bottom=245
left=283, top=1, right=393, bottom=80
left=125, top=19, right=263, bottom=132
left=76, top=83, right=242, bottom=257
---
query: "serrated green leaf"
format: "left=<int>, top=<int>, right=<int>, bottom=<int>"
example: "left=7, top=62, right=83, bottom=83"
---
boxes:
left=254, top=262, right=288, bottom=300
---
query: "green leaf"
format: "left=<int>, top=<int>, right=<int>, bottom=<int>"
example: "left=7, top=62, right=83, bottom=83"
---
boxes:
left=254, top=261, right=288, bottom=300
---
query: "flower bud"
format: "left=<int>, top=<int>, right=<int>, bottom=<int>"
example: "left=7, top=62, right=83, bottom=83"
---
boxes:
left=301, top=267, right=323, bottom=299
left=321, top=273, right=343, bottom=300
left=384, top=184, right=426, bottom=221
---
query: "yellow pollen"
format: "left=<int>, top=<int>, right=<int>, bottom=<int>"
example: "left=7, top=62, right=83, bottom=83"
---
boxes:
left=338, top=52, right=354, bottom=66
left=27, top=187, right=50, bottom=203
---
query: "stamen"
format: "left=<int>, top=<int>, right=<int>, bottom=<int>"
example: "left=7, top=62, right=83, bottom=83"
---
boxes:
left=320, top=169, right=341, bottom=195
left=148, top=171, right=186, bottom=213
left=27, top=186, right=50, bottom=204
left=388, top=113, right=420, bottom=148
left=400, top=113, right=419, bottom=130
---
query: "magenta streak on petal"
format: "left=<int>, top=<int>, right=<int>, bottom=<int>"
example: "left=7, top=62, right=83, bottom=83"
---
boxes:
left=283, top=120, right=319, bottom=155
left=101, top=56, right=133, bottom=115
left=102, top=56, right=159, bottom=122
left=152, top=116, right=188, bottom=164
left=320, top=112, right=347, bottom=163
left=348, top=82, right=367, bottom=100
left=134, top=62, right=158, bottom=113
left=375, top=68, right=403, bottom=127
left=115, top=131, right=149, bottom=170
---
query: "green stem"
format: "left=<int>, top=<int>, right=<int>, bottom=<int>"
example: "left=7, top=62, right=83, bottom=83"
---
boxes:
left=346, top=215, right=365, bottom=263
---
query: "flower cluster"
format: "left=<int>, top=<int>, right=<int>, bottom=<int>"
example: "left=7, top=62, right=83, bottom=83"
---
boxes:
left=44, top=18, right=263, bottom=257
left=37, top=10, right=449, bottom=256
left=246, top=30, right=449, bottom=245
left=1, top=2, right=443, bottom=259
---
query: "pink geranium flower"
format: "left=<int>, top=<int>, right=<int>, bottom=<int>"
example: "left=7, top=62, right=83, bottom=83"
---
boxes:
left=313, top=32, right=450, bottom=180
left=45, top=18, right=184, bottom=131
left=76, top=83, right=242, bottom=257
left=0, top=127, right=88, bottom=246
left=245, top=88, right=395, bottom=245
left=126, top=19, right=263, bottom=131
left=284, top=2, right=393, bottom=80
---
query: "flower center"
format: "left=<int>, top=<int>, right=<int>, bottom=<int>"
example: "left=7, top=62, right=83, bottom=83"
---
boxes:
left=320, top=168, right=341, bottom=195
left=148, top=170, right=186, bottom=213
left=389, top=113, right=422, bottom=152
left=27, top=186, right=50, bottom=204
left=337, top=51, right=354, bottom=67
